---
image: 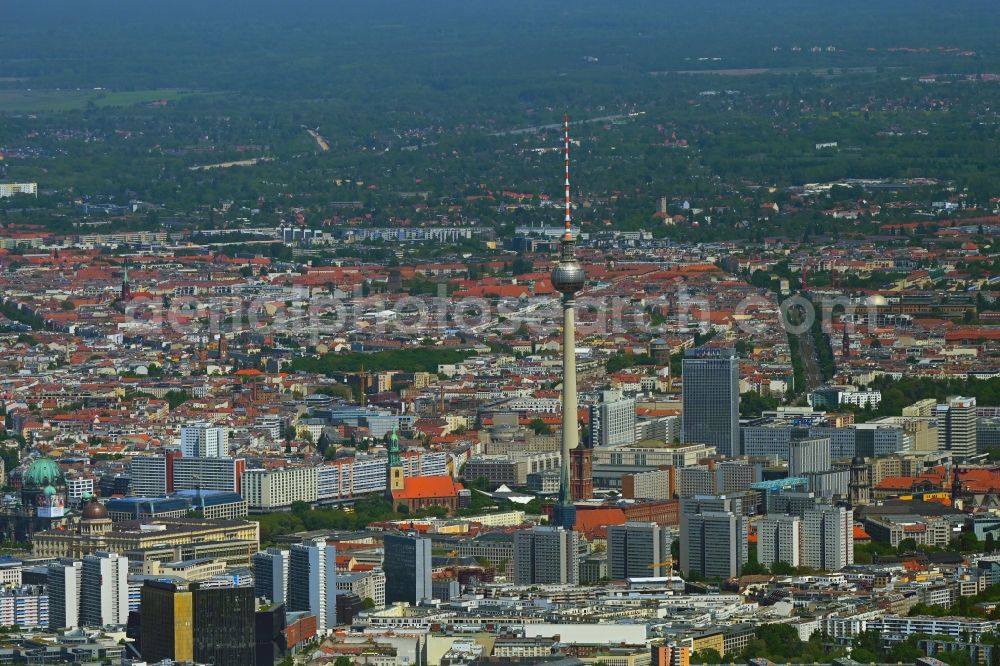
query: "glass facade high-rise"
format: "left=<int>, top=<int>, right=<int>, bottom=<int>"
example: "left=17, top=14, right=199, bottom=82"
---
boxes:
left=682, top=348, right=740, bottom=458
left=253, top=547, right=288, bottom=605
left=192, top=586, right=256, bottom=666
left=139, top=581, right=254, bottom=666
left=383, top=533, right=432, bottom=605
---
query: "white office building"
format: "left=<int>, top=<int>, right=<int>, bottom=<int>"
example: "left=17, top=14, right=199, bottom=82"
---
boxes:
left=607, top=522, right=672, bottom=580
left=937, top=396, right=977, bottom=460
left=589, top=390, right=637, bottom=447
left=65, top=476, right=95, bottom=504
left=173, top=457, right=243, bottom=493
left=789, top=437, right=832, bottom=476
left=0, top=586, right=48, bottom=628
left=46, top=560, right=82, bottom=630
left=679, top=495, right=748, bottom=579
left=757, top=514, right=801, bottom=568
left=802, top=506, right=854, bottom=571
left=129, top=455, right=168, bottom=497
left=0, top=183, right=37, bottom=198
left=514, top=527, right=579, bottom=585
left=180, top=422, right=229, bottom=458
left=80, top=552, right=129, bottom=627
left=288, top=538, right=337, bottom=632
left=241, top=466, right=319, bottom=512
left=337, top=570, right=386, bottom=609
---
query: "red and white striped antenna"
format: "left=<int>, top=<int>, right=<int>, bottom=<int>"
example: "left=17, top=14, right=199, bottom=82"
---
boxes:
left=563, top=113, right=573, bottom=240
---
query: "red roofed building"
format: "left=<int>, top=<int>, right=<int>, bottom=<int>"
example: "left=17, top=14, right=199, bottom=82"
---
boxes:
left=391, top=475, right=465, bottom=515
left=573, top=508, right=627, bottom=536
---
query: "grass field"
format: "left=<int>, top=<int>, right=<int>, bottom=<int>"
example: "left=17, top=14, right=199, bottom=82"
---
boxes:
left=0, top=88, right=196, bottom=113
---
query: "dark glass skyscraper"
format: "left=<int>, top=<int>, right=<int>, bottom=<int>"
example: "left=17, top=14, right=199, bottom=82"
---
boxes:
left=193, top=586, right=256, bottom=666
left=681, top=347, right=740, bottom=457
left=140, top=581, right=255, bottom=666
left=384, top=532, right=432, bottom=605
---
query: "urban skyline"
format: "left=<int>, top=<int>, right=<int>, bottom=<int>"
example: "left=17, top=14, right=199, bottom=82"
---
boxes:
left=3, top=2, right=1000, bottom=666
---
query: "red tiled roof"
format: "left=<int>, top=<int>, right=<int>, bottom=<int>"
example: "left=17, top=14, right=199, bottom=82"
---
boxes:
left=391, top=475, right=464, bottom=500
left=573, top=507, right=626, bottom=533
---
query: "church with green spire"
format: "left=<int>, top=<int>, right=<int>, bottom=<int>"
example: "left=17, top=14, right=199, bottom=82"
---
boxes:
left=385, top=428, right=464, bottom=514
left=387, top=429, right=405, bottom=497
left=120, top=258, right=132, bottom=301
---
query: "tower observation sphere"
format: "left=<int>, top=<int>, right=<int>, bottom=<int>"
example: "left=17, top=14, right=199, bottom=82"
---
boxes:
left=551, top=255, right=585, bottom=295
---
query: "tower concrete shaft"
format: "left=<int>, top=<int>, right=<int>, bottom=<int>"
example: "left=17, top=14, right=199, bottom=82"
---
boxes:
left=550, top=113, right=584, bottom=531
left=559, top=294, right=578, bottom=504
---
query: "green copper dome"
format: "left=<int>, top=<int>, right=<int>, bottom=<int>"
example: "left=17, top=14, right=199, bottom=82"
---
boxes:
left=24, top=458, right=62, bottom=488
left=43, top=485, right=57, bottom=497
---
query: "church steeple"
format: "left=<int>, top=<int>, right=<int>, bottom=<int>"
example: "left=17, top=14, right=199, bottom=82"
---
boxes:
left=387, top=428, right=401, bottom=468
left=121, top=258, right=132, bottom=301
left=387, top=428, right=405, bottom=497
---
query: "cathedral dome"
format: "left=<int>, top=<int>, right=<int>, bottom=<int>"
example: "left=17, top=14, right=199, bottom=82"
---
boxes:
left=24, top=458, right=62, bottom=488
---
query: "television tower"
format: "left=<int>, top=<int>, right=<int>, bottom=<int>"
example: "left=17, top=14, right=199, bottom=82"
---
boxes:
left=550, top=114, right=585, bottom=531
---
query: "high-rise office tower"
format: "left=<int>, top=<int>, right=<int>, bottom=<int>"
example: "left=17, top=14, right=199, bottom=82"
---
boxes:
left=682, top=348, right=740, bottom=457
left=192, top=586, right=256, bottom=666
left=288, top=538, right=337, bottom=632
left=679, top=495, right=747, bottom=578
left=81, top=551, right=129, bottom=627
left=140, top=581, right=254, bottom=666
left=180, top=422, right=229, bottom=458
left=47, top=559, right=82, bottom=630
left=129, top=453, right=171, bottom=497
left=253, top=547, right=289, bottom=605
left=681, top=512, right=747, bottom=579
left=757, top=514, right=801, bottom=568
left=767, top=489, right=821, bottom=517
left=715, top=460, right=758, bottom=495
left=801, top=505, right=854, bottom=571
left=255, top=604, right=287, bottom=666
left=550, top=114, right=586, bottom=531
left=937, top=396, right=977, bottom=460
left=589, top=390, right=636, bottom=448
left=681, top=494, right=744, bottom=515
left=383, top=532, right=433, bottom=605
left=140, top=581, right=194, bottom=664
left=607, top=522, right=672, bottom=580
left=514, top=525, right=580, bottom=585
left=789, top=437, right=832, bottom=476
